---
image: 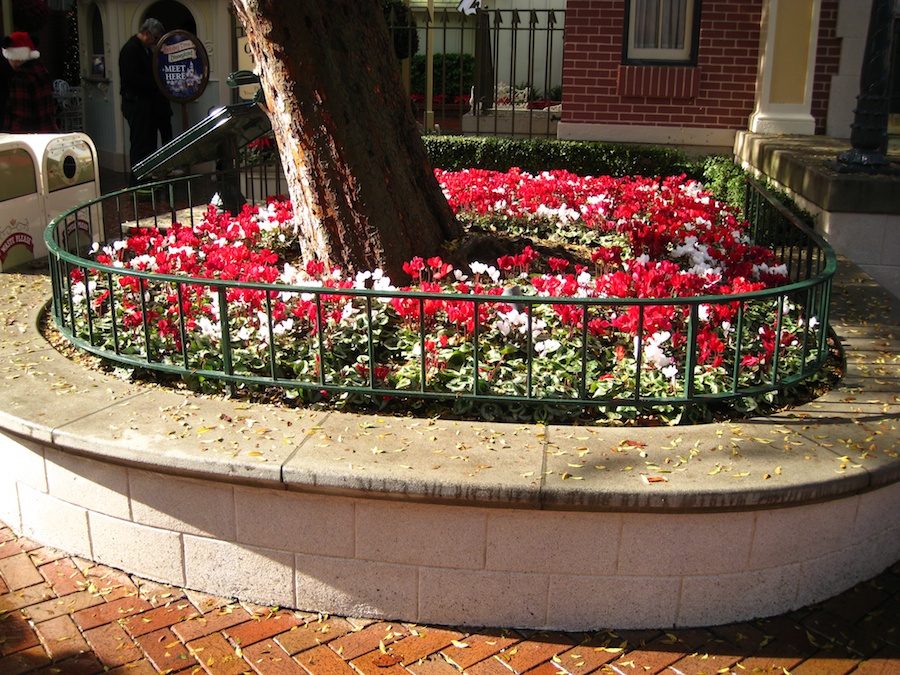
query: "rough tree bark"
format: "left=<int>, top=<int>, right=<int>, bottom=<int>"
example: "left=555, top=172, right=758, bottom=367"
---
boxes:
left=231, top=0, right=462, bottom=280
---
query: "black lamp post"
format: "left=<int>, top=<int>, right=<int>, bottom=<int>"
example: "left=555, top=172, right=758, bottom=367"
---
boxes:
left=834, top=0, right=897, bottom=172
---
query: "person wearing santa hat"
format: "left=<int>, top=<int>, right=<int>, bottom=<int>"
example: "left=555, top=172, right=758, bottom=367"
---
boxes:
left=1, top=31, right=58, bottom=133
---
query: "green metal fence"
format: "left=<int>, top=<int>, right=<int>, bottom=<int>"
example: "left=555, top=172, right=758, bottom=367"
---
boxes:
left=45, top=173, right=836, bottom=420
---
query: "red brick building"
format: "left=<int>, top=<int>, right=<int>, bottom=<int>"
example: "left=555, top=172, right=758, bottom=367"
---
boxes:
left=557, top=0, right=863, bottom=152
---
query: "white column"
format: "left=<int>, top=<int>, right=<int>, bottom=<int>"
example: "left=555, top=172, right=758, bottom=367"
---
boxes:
left=826, top=0, right=874, bottom=138
left=749, top=0, right=822, bottom=135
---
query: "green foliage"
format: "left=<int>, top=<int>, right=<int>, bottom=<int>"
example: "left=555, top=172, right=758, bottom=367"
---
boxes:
left=410, top=53, right=476, bottom=96
left=694, top=155, right=750, bottom=214
left=422, top=136, right=753, bottom=210
left=421, top=136, right=821, bottom=225
left=423, top=136, right=692, bottom=176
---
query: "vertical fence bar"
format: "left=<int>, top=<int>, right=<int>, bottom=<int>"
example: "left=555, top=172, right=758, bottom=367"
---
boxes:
left=579, top=304, right=589, bottom=399
left=731, top=301, right=746, bottom=394
left=509, top=11, right=519, bottom=118
left=186, top=179, right=196, bottom=228
left=139, top=277, right=153, bottom=361
left=419, top=297, right=427, bottom=392
left=490, top=10, right=501, bottom=135
left=107, top=271, right=121, bottom=356
left=65, top=266, right=79, bottom=332
left=633, top=304, right=645, bottom=400
left=315, top=292, right=325, bottom=385
left=819, top=279, right=832, bottom=357
left=47, top=253, right=61, bottom=325
left=424, top=2, right=434, bottom=132
left=800, top=287, right=812, bottom=374
left=526, top=298, right=533, bottom=398
left=265, top=291, right=277, bottom=381
left=367, top=295, right=377, bottom=391
left=547, top=10, right=559, bottom=136
left=218, top=286, right=233, bottom=377
left=473, top=298, right=481, bottom=395
left=541, top=10, right=553, bottom=138
left=684, top=303, right=699, bottom=403
left=438, top=10, right=449, bottom=127
left=177, top=281, right=190, bottom=369
left=85, top=273, right=97, bottom=346
left=771, top=296, right=785, bottom=386
left=525, top=10, right=536, bottom=138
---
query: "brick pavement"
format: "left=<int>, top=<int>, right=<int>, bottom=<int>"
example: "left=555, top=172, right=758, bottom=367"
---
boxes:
left=2, top=525, right=900, bottom=675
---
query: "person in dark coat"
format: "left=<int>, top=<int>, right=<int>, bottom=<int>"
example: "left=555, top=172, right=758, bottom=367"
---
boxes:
left=1, top=31, right=58, bottom=133
left=119, top=18, right=173, bottom=185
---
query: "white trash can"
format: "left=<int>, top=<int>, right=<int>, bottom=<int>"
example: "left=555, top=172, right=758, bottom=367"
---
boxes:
left=0, top=132, right=101, bottom=271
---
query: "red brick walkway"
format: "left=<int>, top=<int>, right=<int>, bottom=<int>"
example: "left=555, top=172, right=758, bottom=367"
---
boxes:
left=2, top=525, right=899, bottom=675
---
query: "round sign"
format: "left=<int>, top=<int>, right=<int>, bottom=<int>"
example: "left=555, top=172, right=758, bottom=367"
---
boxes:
left=153, top=30, right=210, bottom=103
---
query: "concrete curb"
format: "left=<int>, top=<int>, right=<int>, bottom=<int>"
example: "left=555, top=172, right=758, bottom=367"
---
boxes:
left=1, top=259, right=898, bottom=629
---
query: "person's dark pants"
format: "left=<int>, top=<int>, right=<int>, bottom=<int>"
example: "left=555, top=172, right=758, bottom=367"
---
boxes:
left=123, top=97, right=173, bottom=186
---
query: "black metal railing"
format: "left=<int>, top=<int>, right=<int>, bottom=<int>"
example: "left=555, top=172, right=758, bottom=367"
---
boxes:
left=45, top=173, right=836, bottom=421
left=392, top=7, right=565, bottom=138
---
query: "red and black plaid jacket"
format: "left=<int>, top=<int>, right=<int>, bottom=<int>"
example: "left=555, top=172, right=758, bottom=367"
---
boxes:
left=2, top=60, right=59, bottom=133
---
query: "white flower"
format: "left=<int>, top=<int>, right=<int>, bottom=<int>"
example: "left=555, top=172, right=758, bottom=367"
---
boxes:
left=70, top=280, right=96, bottom=305
left=494, top=308, right=546, bottom=340
left=197, top=316, right=221, bottom=341
left=698, top=304, right=710, bottom=322
left=280, top=262, right=300, bottom=285
left=534, top=339, right=561, bottom=356
left=643, top=331, right=673, bottom=370
left=273, top=318, right=294, bottom=335
left=129, top=254, right=158, bottom=272
left=370, top=269, right=394, bottom=293
left=752, top=262, right=788, bottom=279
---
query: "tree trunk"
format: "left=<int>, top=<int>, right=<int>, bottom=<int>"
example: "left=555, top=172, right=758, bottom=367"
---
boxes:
left=231, top=0, right=462, bottom=280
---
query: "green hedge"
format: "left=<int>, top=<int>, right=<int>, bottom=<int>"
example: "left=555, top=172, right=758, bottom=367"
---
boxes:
left=409, top=53, right=475, bottom=97
left=422, top=136, right=748, bottom=212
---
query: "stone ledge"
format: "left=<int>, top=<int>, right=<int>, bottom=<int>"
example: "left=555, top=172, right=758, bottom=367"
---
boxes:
left=0, top=263, right=898, bottom=512
left=734, top=132, right=900, bottom=215
left=1, top=260, right=899, bottom=629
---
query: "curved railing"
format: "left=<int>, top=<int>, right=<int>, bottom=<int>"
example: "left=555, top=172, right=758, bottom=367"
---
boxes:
left=45, top=172, right=836, bottom=421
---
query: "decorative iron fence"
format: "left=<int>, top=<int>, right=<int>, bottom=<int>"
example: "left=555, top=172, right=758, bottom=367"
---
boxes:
left=390, top=7, right=565, bottom=138
left=44, top=172, right=836, bottom=422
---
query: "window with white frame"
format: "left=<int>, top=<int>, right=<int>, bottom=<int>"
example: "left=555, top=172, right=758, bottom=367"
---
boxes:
left=626, top=0, right=699, bottom=63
